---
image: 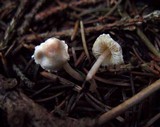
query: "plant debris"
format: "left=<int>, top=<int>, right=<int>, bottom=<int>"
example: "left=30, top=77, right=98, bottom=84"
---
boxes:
left=0, top=0, right=160, bottom=127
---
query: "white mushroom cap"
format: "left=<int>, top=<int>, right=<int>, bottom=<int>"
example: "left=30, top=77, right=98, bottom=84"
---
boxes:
left=32, top=37, right=69, bottom=71
left=92, top=34, right=124, bottom=66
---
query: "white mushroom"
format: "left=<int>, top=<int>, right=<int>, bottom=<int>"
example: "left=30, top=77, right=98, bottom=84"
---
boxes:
left=32, top=37, right=83, bottom=81
left=86, top=34, right=124, bottom=80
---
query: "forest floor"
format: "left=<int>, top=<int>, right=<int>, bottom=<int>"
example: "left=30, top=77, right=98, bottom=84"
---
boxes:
left=0, top=0, right=160, bottom=127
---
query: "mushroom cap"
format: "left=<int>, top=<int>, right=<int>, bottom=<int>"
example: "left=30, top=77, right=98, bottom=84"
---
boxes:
left=92, top=34, right=124, bottom=66
left=32, top=37, right=69, bottom=71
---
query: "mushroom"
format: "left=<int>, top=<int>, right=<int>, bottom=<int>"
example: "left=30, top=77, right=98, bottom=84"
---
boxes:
left=32, top=37, right=83, bottom=81
left=86, top=34, right=124, bottom=80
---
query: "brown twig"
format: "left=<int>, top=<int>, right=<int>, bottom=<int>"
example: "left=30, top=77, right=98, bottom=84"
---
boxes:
left=137, top=28, right=160, bottom=57
left=18, top=0, right=46, bottom=35
left=22, top=16, right=145, bottom=42
left=85, top=93, right=124, bottom=123
left=35, top=91, right=65, bottom=102
left=40, top=71, right=82, bottom=92
left=0, top=0, right=29, bottom=50
left=12, top=64, right=35, bottom=88
left=97, top=79, right=160, bottom=125
left=0, top=53, right=9, bottom=76
left=80, top=20, right=91, bottom=62
left=71, top=20, right=79, bottom=41
left=144, top=112, right=160, bottom=127
left=35, top=0, right=102, bottom=21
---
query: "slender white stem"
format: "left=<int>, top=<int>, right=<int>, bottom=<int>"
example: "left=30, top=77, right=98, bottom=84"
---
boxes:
left=63, top=62, right=84, bottom=81
left=86, top=50, right=110, bottom=81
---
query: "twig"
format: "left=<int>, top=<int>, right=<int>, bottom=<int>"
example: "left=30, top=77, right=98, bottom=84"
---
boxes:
left=94, top=76, right=130, bottom=87
left=143, top=10, right=160, bottom=21
left=40, top=71, right=82, bottom=92
left=22, top=17, right=144, bottom=42
left=75, top=51, right=85, bottom=67
left=35, top=91, right=65, bottom=102
left=97, top=79, right=160, bottom=125
left=85, top=93, right=124, bottom=123
left=131, top=71, right=155, bottom=77
left=12, top=64, right=35, bottom=88
left=130, top=73, right=136, bottom=95
left=0, top=0, right=28, bottom=50
left=85, top=94, right=105, bottom=112
left=35, top=0, right=102, bottom=21
left=71, top=20, right=79, bottom=41
left=70, top=93, right=84, bottom=111
left=71, top=47, right=77, bottom=64
left=0, top=53, right=9, bottom=76
left=137, top=28, right=160, bottom=57
left=144, top=112, right=160, bottom=127
left=104, top=0, right=122, bottom=18
left=18, top=0, right=46, bottom=35
left=0, top=2, right=16, bottom=20
left=30, top=84, right=51, bottom=97
left=80, top=20, right=91, bottom=62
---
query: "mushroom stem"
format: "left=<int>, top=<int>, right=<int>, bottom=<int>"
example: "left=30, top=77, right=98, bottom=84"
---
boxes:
left=86, top=50, right=110, bottom=81
left=63, top=62, right=84, bottom=81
